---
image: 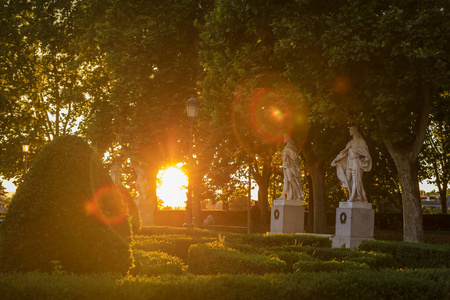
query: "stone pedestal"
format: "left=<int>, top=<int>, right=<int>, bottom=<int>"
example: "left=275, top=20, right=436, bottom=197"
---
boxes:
left=332, top=201, right=374, bottom=249
left=270, top=199, right=305, bottom=234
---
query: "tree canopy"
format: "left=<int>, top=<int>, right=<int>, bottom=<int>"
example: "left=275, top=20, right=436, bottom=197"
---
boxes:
left=1, top=0, right=449, bottom=241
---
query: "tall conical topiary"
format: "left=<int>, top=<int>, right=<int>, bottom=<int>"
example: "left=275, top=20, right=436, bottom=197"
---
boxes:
left=0, top=135, right=133, bottom=274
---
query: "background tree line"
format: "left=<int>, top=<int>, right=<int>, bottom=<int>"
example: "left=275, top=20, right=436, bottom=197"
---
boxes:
left=1, top=0, right=449, bottom=242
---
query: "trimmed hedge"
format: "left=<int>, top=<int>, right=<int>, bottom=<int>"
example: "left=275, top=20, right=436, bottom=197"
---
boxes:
left=139, top=226, right=225, bottom=238
left=358, top=239, right=450, bottom=269
left=188, top=242, right=286, bottom=275
left=0, top=136, right=132, bottom=274
left=132, top=235, right=216, bottom=260
left=294, top=258, right=370, bottom=272
left=131, top=250, right=187, bottom=276
left=227, top=233, right=332, bottom=249
left=266, top=245, right=395, bottom=270
left=264, top=251, right=313, bottom=271
left=0, top=269, right=449, bottom=299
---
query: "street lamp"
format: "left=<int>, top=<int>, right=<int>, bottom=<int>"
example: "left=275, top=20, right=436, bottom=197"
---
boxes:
left=184, top=97, right=200, bottom=227
left=186, top=97, right=200, bottom=119
left=22, top=139, right=30, bottom=176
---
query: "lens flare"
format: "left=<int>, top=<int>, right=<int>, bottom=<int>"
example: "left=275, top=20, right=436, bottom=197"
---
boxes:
left=249, top=88, right=294, bottom=144
left=84, top=185, right=129, bottom=225
left=333, top=76, right=351, bottom=94
left=270, top=106, right=284, bottom=121
left=231, top=72, right=309, bottom=159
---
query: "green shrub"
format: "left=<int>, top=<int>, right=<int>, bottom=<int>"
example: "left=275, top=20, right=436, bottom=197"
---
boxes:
left=187, top=242, right=286, bottom=275
left=131, top=250, right=187, bottom=276
left=117, top=186, right=141, bottom=234
left=0, top=135, right=133, bottom=274
left=294, top=258, right=370, bottom=272
left=269, top=245, right=395, bottom=269
left=265, top=249, right=371, bottom=273
left=140, top=226, right=223, bottom=238
left=228, top=243, right=259, bottom=254
left=0, top=269, right=449, bottom=300
left=132, top=235, right=216, bottom=260
left=265, top=251, right=314, bottom=272
left=229, top=233, right=332, bottom=248
left=358, top=240, right=450, bottom=269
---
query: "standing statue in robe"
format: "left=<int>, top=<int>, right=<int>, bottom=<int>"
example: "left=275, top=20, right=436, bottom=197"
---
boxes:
left=110, top=156, right=121, bottom=186
left=134, top=162, right=148, bottom=206
left=279, top=135, right=304, bottom=201
left=331, top=126, right=372, bottom=202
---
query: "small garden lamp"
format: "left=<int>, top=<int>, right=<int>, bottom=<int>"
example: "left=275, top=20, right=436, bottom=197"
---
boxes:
left=22, top=139, right=30, bottom=176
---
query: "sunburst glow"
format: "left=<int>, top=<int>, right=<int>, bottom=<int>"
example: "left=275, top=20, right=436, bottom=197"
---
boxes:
left=157, top=166, right=188, bottom=209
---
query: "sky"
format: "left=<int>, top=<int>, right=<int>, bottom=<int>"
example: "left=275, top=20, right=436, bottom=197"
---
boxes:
left=2, top=179, right=17, bottom=193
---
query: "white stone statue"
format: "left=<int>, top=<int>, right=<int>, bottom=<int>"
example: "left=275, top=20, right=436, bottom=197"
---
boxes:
left=110, top=156, right=121, bottom=186
left=331, top=126, right=372, bottom=202
left=279, top=135, right=304, bottom=201
left=134, top=162, right=148, bottom=205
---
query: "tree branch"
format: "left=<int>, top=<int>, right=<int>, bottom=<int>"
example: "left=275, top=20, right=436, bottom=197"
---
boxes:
left=62, top=102, right=72, bottom=135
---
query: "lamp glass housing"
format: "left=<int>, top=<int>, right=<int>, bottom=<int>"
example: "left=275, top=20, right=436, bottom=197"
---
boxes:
left=186, top=97, right=200, bottom=118
left=22, top=140, right=30, bottom=153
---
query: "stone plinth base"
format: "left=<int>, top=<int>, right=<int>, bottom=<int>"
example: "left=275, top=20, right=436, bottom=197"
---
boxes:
left=332, top=201, right=374, bottom=249
left=270, top=199, right=305, bottom=234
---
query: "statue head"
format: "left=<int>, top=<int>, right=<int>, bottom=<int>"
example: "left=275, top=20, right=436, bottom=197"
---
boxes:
left=349, top=126, right=359, bottom=137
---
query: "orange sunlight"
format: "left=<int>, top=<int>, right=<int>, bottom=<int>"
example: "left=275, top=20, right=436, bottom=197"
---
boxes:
left=157, top=166, right=188, bottom=209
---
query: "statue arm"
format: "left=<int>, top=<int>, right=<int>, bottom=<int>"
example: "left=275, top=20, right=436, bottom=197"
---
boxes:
left=331, top=143, right=350, bottom=166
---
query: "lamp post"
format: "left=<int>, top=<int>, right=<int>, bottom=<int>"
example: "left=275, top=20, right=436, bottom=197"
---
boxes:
left=184, top=97, right=200, bottom=227
left=22, top=139, right=30, bottom=176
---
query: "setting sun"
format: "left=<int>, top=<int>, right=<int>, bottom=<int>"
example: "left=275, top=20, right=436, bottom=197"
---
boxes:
left=157, top=166, right=188, bottom=209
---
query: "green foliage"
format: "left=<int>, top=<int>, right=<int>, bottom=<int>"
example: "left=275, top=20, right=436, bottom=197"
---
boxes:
left=132, top=234, right=216, bottom=261
left=228, top=233, right=332, bottom=248
left=0, top=0, right=102, bottom=180
left=140, top=226, right=222, bottom=238
left=188, top=241, right=286, bottom=275
left=322, top=0, right=450, bottom=241
left=294, top=259, right=369, bottom=273
left=117, top=186, right=141, bottom=234
left=419, top=93, right=450, bottom=214
left=358, top=239, right=450, bottom=269
left=0, top=269, right=449, bottom=300
left=0, top=135, right=133, bottom=274
left=131, top=250, right=187, bottom=276
left=86, top=0, right=208, bottom=163
left=265, top=246, right=394, bottom=270
left=264, top=251, right=312, bottom=272
left=0, top=181, right=6, bottom=199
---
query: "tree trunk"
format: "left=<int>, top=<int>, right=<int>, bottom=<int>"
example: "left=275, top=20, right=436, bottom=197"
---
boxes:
left=309, top=163, right=327, bottom=233
left=391, top=152, right=423, bottom=243
left=252, top=163, right=272, bottom=231
left=306, top=174, right=314, bottom=233
left=258, top=185, right=269, bottom=227
left=439, top=183, right=448, bottom=214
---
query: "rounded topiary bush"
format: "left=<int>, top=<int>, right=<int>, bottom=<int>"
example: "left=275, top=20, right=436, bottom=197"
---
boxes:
left=117, top=185, right=141, bottom=234
left=0, top=135, right=133, bottom=274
